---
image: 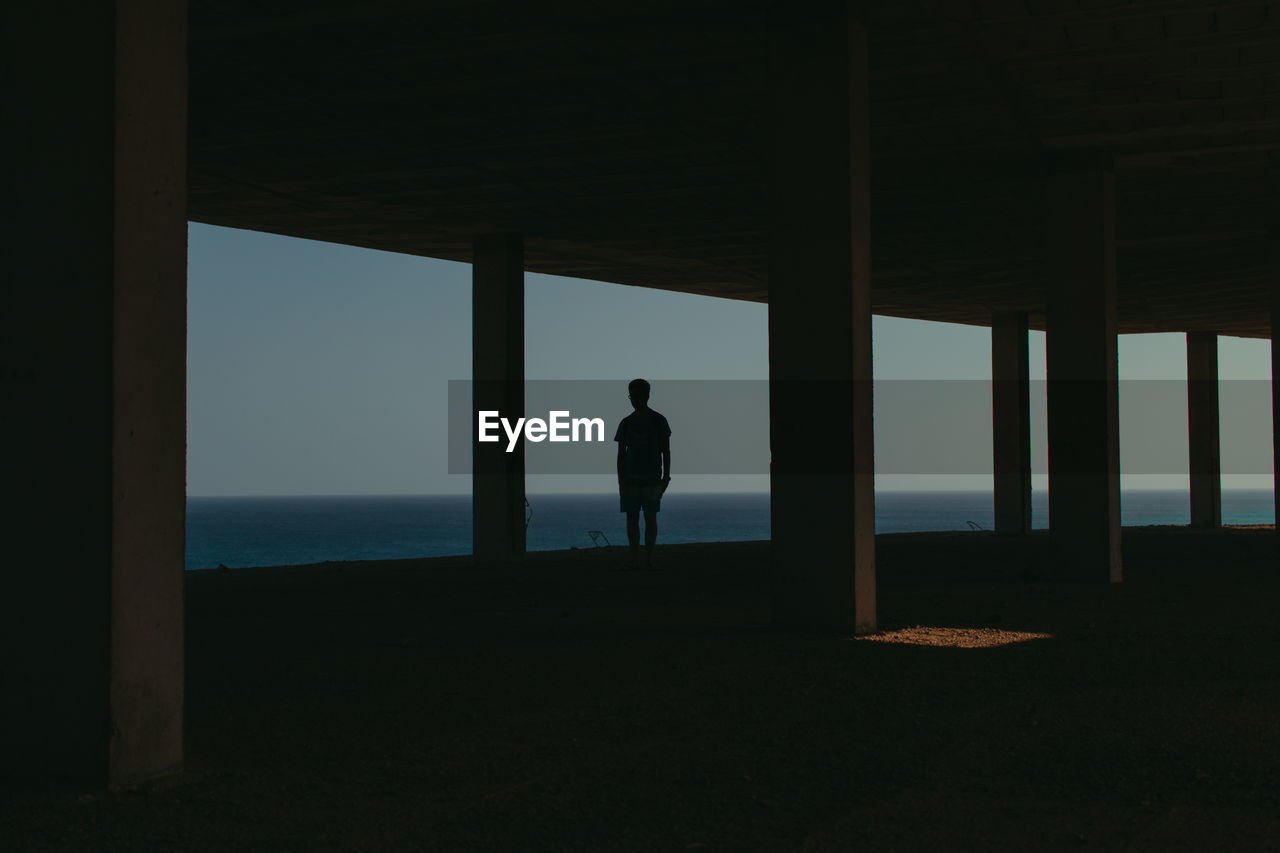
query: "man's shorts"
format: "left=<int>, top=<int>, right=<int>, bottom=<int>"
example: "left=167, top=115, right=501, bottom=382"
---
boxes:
left=620, top=479, right=664, bottom=514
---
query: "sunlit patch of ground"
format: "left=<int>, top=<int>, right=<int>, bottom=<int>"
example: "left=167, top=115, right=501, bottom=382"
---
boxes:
left=859, top=626, right=1054, bottom=648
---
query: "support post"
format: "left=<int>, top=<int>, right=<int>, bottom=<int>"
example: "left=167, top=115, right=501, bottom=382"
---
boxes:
left=768, top=2, right=875, bottom=633
left=992, top=311, right=1033, bottom=535
left=472, top=234, right=526, bottom=563
left=2, top=0, right=187, bottom=787
left=1273, top=249, right=1280, bottom=534
left=1045, top=163, right=1122, bottom=583
left=1186, top=332, right=1222, bottom=528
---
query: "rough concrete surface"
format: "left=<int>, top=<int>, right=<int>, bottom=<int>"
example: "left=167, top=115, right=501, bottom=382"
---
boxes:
left=2, top=530, right=1278, bottom=851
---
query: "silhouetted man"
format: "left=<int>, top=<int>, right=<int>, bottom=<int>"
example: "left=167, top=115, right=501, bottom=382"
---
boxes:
left=615, top=378, right=671, bottom=569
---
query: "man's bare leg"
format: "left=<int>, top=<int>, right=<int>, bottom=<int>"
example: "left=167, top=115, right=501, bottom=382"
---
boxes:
left=626, top=511, right=641, bottom=567
left=643, top=510, right=658, bottom=567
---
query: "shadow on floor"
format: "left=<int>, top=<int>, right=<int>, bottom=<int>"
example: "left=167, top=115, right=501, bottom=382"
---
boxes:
left=4, top=530, right=1278, bottom=851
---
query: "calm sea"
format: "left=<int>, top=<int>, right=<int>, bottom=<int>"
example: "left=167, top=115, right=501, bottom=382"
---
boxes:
left=184, top=490, right=1274, bottom=570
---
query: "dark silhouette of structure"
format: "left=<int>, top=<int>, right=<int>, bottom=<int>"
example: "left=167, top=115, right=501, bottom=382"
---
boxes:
left=4, top=0, right=1278, bottom=788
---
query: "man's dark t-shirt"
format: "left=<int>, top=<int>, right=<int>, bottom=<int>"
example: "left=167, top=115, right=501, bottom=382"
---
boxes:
left=614, top=410, right=671, bottom=481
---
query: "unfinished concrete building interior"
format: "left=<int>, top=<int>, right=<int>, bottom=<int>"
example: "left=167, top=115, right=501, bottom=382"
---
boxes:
left=4, top=0, right=1279, bottom=848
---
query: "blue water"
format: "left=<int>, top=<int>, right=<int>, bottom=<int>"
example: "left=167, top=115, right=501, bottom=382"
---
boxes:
left=185, top=490, right=1275, bottom=570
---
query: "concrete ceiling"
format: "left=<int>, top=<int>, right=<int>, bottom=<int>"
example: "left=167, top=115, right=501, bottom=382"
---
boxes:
left=189, top=0, right=1280, bottom=337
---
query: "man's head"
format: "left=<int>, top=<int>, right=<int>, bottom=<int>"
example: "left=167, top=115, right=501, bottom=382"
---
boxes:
left=628, top=378, right=651, bottom=410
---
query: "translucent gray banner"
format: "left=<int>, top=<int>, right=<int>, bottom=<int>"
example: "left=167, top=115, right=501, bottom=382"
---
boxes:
left=447, top=380, right=1274, bottom=475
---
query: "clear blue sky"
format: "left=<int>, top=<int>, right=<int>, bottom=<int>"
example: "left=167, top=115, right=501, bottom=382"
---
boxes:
left=188, top=223, right=1273, bottom=496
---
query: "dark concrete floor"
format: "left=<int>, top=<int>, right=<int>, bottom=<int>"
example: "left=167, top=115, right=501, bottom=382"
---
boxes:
left=3, top=530, right=1278, bottom=851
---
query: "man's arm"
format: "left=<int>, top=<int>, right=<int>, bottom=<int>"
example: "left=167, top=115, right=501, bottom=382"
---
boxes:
left=617, top=444, right=627, bottom=487
left=661, top=438, right=671, bottom=485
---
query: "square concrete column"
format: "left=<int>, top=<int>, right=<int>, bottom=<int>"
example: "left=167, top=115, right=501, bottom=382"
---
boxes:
left=1186, top=332, right=1222, bottom=528
left=992, top=311, right=1033, bottom=535
left=768, top=2, right=875, bottom=634
left=2, top=0, right=187, bottom=787
left=1045, top=164, right=1122, bottom=583
left=472, top=234, right=526, bottom=563
left=1273, top=252, right=1280, bottom=533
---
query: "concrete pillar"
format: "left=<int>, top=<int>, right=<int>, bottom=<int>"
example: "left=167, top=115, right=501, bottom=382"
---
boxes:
left=992, top=311, right=1033, bottom=535
left=768, top=2, right=875, bottom=633
left=2, top=0, right=187, bottom=786
left=1045, top=164, right=1122, bottom=582
left=1186, top=332, right=1222, bottom=528
left=1273, top=253, right=1280, bottom=533
left=472, top=234, right=526, bottom=563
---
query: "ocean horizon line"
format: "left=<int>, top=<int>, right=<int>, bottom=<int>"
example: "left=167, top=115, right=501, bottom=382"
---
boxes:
left=185, top=490, right=1274, bottom=570
left=187, top=487, right=1275, bottom=500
